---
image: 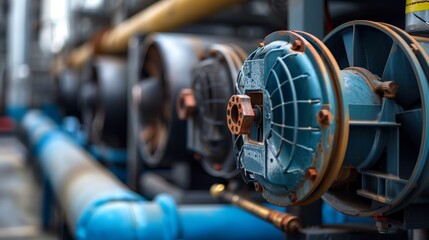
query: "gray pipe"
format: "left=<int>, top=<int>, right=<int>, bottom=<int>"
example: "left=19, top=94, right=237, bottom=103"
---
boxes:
left=7, top=0, right=31, bottom=119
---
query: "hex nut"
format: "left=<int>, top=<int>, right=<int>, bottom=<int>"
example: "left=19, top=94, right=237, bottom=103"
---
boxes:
left=291, top=39, right=305, bottom=52
left=226, top=95, right=255, bottom=135
left=177, top=88, right=196, bottom=120
left=317, top=109, right=332, bottom=127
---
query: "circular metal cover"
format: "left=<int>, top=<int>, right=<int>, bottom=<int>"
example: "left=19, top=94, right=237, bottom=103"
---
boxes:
left=192, top=44, right=247, bottom=178
left=323, top=20, right=429, bottom=217
left=235, top=31, right=348, bottom=206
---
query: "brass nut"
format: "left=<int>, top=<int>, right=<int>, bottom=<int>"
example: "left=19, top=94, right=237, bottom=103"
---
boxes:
left=177, top=89, right=196, bottom=120
left=226, top=95, right=255, bottom=135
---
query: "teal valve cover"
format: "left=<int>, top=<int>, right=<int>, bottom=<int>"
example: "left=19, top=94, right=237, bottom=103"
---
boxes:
left=233, top=31, right=348, bottom=206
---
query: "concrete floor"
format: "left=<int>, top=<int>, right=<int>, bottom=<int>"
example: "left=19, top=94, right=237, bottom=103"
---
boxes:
left=0, top=136, right=56, bottom=240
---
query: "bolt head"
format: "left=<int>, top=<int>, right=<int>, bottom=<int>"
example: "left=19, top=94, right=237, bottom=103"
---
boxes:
left=306, top=168, right=317, bottom=181
left=317, top=109, right=332, bottom=127
left=291, top=39, right=304, bottom=52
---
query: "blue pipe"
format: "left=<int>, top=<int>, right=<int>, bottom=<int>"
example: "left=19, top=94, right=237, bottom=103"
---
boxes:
left=23, top=110, right=284, bottom=240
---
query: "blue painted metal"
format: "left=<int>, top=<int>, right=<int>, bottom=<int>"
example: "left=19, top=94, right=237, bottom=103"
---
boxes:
left=88, top=145, right=127, bottom=164
left=322, top=203, right=372, bottom=225
left=88, top=145, right=128, bottom=182
left=23, top=110, right=284, bottom=240
left=322, top=21, right=429, bottom=217
left=61, top=116, right=87, bottom=146
left=40, top=103, right=62, bottom=124
left=233, top=30, right=348, bottom=206
left=6, top=105, right=28, bottom=122
left=89, top=144, right=128, bottom=182
left=231, top=21, right=429, bottom=220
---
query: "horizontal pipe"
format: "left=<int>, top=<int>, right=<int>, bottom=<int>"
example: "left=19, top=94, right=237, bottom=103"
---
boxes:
left=22, top=110, right=284, bottom=240
left=68, top=0, right=245, bottom=68
left=140, top=172, right=219, bottom=204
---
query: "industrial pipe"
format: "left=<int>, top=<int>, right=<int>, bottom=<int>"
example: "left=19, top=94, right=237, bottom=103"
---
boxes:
left=68, top=0, right=245, bottom=68
left=7, top=0, right=31, bottom=120
left=22, top=110, right=284, bottom=240
left=211, top=184, right=302, bottom=235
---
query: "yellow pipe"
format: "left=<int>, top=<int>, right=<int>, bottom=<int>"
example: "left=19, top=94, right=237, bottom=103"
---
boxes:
left=68, top=43, right=94, bottom=69
left=67, top=0, right=245, bottom=68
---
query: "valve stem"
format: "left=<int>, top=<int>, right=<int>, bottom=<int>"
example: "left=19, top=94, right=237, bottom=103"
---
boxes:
left=210, top=184, right=302, bottom=235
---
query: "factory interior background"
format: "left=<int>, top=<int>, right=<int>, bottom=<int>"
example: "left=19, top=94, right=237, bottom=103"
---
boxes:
left=1, top=0, right=429, bottom=239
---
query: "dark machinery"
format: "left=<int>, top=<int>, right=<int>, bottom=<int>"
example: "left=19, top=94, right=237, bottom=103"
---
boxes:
left=56, top=68, right=82, bottom=118
left=176, top=43, right=250, bottom=178
left=81, top=57, right=128, bottom=149
left=131, top=34, right=209, bottom=166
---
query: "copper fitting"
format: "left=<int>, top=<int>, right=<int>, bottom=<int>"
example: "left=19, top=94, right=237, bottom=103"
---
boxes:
left=177, top=89, right=196, bottom=120
left=306, top=168, right=317, bottom=181
left=210, top=184, right=302, bottom=235
left=226, top=95, right=255, bottom=135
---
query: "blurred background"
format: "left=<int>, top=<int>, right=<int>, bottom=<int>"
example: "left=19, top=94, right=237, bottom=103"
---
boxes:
left=0, top=0, right=425, bottom=239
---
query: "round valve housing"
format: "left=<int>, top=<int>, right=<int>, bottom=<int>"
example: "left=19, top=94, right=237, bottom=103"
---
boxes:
left=230, top=21, right=429, bottom=217
left=232, top=30, right=348, bottom=206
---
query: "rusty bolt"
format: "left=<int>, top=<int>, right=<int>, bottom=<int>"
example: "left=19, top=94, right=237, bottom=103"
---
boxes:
left=376, top=81, right=398, bottom=99
left=291, top=39, right=304, bottom=52
left=193, top=153, right=202, bottom=161
left=213, top=163, right=223, bottom=171
left=226, top=95, right=255, bottom=135
left=258, top=42, right=265, bottom=47
left=317, top=109, right=332, bottom=127
left=177, top=88, right=196, bottom=120
left=306, top=168, right=317, bottom=181
left=254, top=182, right=264, bottom=193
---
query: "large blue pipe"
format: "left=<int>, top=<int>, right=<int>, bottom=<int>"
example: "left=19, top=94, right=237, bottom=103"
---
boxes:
left=23, top=110, right=284, bottom=240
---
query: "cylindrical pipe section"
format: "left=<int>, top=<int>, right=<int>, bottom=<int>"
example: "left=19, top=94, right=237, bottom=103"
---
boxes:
left=68, top=0, right=245, bottom=68
left=7, top=0, right=31, bottom=120
left=178, top=204, right=285, bottom=240
left=22, top=111, right=142, bottom=234
left=211, top=184, right=301, bottom=235
left=100, top=0, right=245, bottom=52
left=23, top=111, right=285, bottom=240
